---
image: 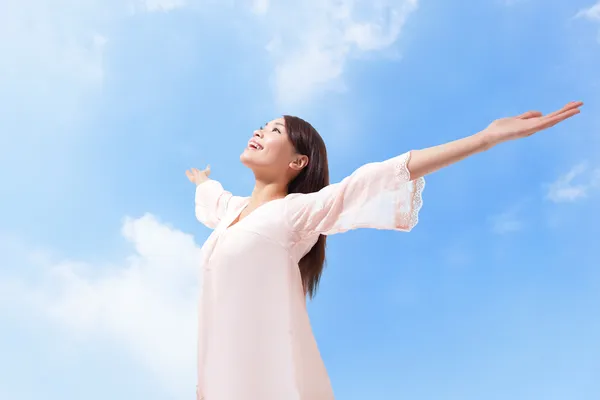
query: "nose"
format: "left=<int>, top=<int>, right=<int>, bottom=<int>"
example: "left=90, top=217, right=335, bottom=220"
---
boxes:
left=253, top=129, right=263, bottom=138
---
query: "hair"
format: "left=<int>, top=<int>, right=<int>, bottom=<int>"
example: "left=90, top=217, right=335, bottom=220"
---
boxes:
left=283, top=115, right=330, bottom=299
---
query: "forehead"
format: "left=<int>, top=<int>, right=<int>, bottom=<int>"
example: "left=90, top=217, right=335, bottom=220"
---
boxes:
left=267, top=117, right=286, bottom=129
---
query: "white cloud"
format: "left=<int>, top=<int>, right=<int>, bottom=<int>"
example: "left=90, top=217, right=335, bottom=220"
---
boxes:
left=137, top=0, right=187, bottom=12
left=499, top=0, right=527, bottom=6
left=576, top=1, right=600, bottom=21
left=442, top=242, right=474, bottom=268
left=489, top=202, right=527, bottom=235
left=0, top=0, right=418, bottom=129
left=0, top=214, right=202, bottom=398
left=575, top=1, right=600, bottom=43
left=0, top=0, right=107, bottom=108
left=259, top=0, right=419, bottom=106
left=545, top=163, right=600, bottom=203
left=0, top=0, right=185, bottom=124
left=251, top=0, right=269, bottom=15
left=490, top=210, right=524, bottom=234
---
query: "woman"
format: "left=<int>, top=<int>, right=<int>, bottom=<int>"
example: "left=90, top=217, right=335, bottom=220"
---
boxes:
left=186, top=101, right=582, bottom=400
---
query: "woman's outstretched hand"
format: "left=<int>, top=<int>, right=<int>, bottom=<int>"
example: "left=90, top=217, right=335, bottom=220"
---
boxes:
left=186, top=165, right=211, bottom=185
left=480, top=101, right=584, bottom=148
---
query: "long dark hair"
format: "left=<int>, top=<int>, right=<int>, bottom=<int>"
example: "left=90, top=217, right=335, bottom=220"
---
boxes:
left=284, top=115, right=330, bottom=299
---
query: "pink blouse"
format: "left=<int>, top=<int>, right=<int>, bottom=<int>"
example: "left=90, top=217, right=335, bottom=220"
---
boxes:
left=194, top=151, right=425, bottom=400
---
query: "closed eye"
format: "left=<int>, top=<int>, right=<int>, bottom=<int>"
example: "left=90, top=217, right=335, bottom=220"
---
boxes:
left=259, top=123, right=281, bottom=133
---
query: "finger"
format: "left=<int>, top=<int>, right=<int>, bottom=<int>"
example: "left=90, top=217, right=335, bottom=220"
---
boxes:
left=203, top=164, right=211, bottom=176
left=544, top=101, right=583, bottom=119
left=517, top=111, right=543, bottom=119
left=546, top=106, right=581, bottom=124
left=538, top=108, right=581, bottom=130
left=544, top=104, right=573, bottom=119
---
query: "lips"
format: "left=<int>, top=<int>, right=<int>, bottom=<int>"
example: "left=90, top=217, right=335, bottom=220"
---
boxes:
left=248, top=139, right=264, bottom=150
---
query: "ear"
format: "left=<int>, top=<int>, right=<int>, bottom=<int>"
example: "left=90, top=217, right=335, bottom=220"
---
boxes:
left=289, top=154, right=309, bottom=171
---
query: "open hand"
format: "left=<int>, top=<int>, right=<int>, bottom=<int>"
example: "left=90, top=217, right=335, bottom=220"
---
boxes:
left=186, top=165, right=211, bottom=185
left=481, top=101, right=583, bottom=147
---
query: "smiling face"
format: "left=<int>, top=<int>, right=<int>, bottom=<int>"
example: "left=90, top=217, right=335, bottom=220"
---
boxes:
left=240, top=117, right=308, bottom=183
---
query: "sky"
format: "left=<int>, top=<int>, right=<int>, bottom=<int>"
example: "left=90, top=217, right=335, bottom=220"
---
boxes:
left=0, top=0, right=599, bottom=399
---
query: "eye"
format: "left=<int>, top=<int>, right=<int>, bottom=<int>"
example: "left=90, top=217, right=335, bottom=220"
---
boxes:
left=273, top=127, right=281, bottom=134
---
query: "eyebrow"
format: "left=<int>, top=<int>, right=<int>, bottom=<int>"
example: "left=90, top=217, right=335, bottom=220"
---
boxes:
left=274, top=122, right=284, bottom=127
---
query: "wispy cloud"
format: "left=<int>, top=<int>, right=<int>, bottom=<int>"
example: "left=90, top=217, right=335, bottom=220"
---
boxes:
left=0, top=214, right=202, bottom=397
left=0, top=0, right=184, bottom=123
left=256, top=0, right=419, bottom=106
left=251, top=0, right=269, bottom=15
left=140, top=0, right=187, bottom=12
left=499, top=0, right=527, bottom=6
left=490, top=212, right=523, bottom=234
left=545, top=163, right=600, bottom=203
left=489, top=204, right=525, bottom=234
left=574, top=1, right=600, bottom=42
left=0, top=0, right=418, bottom=121
left=575, top=1, right=600, bottom=21
left=441, top=240, right=474, bottom=268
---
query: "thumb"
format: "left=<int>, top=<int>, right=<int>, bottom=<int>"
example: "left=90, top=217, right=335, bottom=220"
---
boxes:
left=517, top=111, right=542, bottom=119
left=204, top=164, right=211, bottom=176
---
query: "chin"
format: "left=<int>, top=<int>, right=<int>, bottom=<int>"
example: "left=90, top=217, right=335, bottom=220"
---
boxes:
left=240, top=150, right=277, bottom=174
left=240, top=150, right=250, bottom=164
left=240, top=149, right=258, bottom=167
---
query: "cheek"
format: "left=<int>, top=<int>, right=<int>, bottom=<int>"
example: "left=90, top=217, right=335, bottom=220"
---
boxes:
left=263, top=138, right=292, bottom=165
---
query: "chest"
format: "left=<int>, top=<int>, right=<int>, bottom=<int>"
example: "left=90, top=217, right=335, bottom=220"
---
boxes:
left=200, top=200, right=293, bottom=267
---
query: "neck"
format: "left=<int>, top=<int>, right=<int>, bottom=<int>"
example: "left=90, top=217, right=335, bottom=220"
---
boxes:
left=247, top=179, right=288, bottom=209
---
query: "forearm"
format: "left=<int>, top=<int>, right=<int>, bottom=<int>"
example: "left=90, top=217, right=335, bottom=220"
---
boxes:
left=407, top=131, right=493, bottom=180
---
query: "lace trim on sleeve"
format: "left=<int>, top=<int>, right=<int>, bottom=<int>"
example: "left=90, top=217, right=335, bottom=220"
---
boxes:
left=395, top=151, right=425, bottom=231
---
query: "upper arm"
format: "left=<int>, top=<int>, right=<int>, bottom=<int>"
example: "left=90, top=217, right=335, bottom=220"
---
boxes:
left=195, top=179, right=240, bottom=229
left=284, top=151, right=425, bottom=237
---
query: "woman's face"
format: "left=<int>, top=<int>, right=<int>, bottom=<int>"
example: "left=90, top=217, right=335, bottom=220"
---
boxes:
left=240, top=117, right=307, bottom=180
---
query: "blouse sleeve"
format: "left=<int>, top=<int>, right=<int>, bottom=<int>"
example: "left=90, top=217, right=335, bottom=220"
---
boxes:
left=284, top=151, right=425, bottom=237
left=194, top=179, right=239, bottom=229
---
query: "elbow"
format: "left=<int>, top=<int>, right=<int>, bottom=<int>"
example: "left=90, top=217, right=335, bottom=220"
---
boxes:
left=195, top=207, right=219, bottom=229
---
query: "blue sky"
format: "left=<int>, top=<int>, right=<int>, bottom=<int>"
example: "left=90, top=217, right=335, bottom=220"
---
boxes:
left=1, top=0, right=599, bottom=399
